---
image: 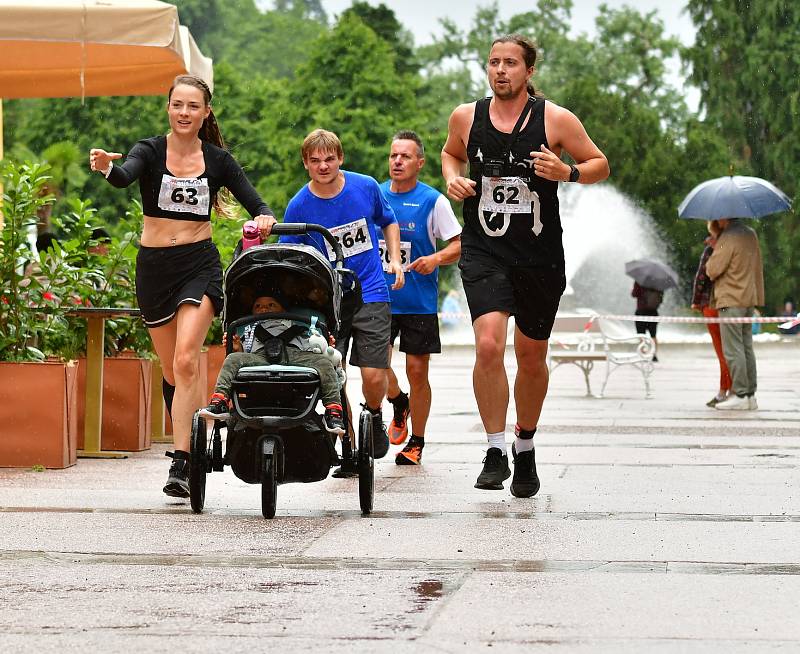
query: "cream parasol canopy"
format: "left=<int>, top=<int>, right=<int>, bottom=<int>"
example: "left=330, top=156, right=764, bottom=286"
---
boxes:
left=0, top=0, right=213, bottom=100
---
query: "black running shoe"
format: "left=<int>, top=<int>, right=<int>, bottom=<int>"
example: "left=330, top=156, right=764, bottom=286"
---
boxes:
left=510, top=443, right=540, bottom=498
left=163, top=452, right=190, bottom=498
left=474, top=447, right=511, bottom=490
left=331, top=457, right=359, bottom=478
left=371, top=409, right=390, bottom=459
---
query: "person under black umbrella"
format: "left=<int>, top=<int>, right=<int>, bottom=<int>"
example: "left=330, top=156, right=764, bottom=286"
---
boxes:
left=631, top=281, right=663, bottom=361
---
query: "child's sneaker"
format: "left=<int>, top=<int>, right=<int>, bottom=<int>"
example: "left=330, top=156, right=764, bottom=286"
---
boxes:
left=199, top=392, right=230, bottom=420
left=324, top=404, right=345, bottom=435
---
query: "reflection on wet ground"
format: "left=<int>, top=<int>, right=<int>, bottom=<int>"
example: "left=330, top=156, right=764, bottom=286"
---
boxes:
left=4, top=550, right=800, bottom=576
left=2, top=505, right=799, bottom=522
left=410, top=579, right=444, bottom=613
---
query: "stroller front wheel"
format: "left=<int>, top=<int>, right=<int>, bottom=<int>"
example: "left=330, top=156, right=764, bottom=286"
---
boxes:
left=189, top=412, right=208, bottom=514
left=261, top=438, right=278, bottom=519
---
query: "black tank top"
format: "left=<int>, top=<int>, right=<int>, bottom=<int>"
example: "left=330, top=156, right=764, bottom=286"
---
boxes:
left=463, top=97, right=563, bottom=266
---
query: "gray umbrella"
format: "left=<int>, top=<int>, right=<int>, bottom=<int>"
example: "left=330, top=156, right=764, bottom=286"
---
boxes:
left=625, top=259, right=678, bottom=291
left=678, top=175, right=791, bottom=220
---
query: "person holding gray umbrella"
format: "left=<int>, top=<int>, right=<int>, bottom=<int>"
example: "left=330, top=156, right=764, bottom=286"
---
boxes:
left=705, top=219, right=764, bottom=410
left=678, top=173, right=788, bottom=411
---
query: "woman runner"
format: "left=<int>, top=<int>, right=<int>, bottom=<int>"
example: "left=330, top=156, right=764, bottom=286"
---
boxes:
left=89, top=74, right=276, bottom=497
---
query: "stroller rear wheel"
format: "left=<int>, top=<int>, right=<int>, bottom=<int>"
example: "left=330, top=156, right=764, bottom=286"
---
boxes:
left=261, top=438, right=278, bottom=519
left=189, top=412, right=208, bottom=514
left=358, top=409, right=374, bottom=515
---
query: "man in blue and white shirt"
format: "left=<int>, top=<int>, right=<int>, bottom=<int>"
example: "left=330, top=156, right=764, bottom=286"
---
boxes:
left=379, top=130, right=462, bottom=466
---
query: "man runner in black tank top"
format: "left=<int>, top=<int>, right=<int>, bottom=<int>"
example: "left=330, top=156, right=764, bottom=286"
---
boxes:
left=441, top=34, right=609, bottom=497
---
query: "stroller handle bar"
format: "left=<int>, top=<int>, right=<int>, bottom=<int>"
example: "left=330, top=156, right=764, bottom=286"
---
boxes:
left=270, top=223, right=344, bottom=268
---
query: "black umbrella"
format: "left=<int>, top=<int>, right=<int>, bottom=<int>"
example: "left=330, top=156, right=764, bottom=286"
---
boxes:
left=625, top=259, right=678, bottom=291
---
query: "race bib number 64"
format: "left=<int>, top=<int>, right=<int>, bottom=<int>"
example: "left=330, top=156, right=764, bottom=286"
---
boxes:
left=324, top=218, right=373, bottom=261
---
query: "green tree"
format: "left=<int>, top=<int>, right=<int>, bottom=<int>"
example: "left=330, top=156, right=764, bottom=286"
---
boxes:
left=684, top=0, right=799, bottom=309
left=248, top=12, right=419, bottom=214
left=342, top=2, right=419, bottom=74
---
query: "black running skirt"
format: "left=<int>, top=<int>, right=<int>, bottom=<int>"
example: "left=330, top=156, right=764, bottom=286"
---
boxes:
left=135, top=239, right=223, bottom=328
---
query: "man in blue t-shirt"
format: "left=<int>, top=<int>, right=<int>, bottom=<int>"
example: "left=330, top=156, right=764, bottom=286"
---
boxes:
left=378, top=130, right=462, bottom=466
left=280, top=129, right=405, bottom=463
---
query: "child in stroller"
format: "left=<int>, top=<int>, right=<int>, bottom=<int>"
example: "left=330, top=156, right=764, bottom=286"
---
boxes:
left=200, top=292, right=345, bottom=434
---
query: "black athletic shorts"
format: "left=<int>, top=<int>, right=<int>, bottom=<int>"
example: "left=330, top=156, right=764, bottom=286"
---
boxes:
left=458, top=249, right=566, bottom=340
left=135, top=239, right=223, bottom=327
left=635, top=310, right=658, bottom=338
left=390, top=313, right=441, bottom=355
left=337, top=298, right=391, bottom=369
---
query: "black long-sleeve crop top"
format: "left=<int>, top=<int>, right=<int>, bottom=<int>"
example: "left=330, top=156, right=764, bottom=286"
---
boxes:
left=105, top=135, right=272, bottom=222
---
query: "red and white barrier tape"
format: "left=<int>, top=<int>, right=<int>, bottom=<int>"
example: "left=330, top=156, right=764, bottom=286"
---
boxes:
left=586, top=314, right=800, bottom=329
left=439, top=312, right=800, bottom=330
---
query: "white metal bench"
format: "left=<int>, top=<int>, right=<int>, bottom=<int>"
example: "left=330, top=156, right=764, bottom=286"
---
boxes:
left=548, top=316, right=655, bottom=398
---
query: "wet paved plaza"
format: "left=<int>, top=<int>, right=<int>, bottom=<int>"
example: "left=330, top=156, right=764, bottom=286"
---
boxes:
left=1, top=340, right=799, bottom=652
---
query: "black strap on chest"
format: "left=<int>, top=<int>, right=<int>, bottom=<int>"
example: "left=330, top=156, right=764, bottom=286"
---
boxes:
left=481, top=95, right=535, bottom=166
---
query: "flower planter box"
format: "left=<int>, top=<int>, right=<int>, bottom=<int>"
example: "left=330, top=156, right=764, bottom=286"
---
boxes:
left=76, top=356, right=153, bottom=452
left=0, top=361, right=78, bottom=469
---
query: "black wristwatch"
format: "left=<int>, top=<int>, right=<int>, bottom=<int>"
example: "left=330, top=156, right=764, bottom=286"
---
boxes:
left=568, top=164, right=581, bottom=183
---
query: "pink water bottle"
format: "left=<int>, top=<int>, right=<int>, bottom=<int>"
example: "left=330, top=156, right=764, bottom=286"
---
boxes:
left=242, top=220, right=262, bottom=250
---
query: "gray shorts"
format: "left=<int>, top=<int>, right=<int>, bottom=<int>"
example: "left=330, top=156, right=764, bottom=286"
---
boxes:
left=337, top=301, right=391, bottom=369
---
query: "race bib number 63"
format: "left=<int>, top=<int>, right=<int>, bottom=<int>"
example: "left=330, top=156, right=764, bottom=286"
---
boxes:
left=157, top=174, right=210, bottom=215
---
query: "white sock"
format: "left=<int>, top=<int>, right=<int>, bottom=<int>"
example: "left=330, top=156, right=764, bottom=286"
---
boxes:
left=514, top=436, right=535, bottom=453
left=486, top=431, right=506, bottom=454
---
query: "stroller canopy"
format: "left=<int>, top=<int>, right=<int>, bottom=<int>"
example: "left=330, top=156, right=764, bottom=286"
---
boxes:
left=223, top=243, right=341, bottom=331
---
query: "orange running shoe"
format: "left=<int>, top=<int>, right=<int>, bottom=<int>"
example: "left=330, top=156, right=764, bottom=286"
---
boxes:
left=395, top=436, right=424, bottom=465
left=387, top=394, right=410, bottom=445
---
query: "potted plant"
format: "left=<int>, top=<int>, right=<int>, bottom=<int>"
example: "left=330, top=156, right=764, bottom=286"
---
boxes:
left=0, top=161, right=102, bottom=468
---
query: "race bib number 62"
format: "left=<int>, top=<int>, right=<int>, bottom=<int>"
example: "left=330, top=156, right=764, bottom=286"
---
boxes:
left=478, top=176, right=534, bottom=214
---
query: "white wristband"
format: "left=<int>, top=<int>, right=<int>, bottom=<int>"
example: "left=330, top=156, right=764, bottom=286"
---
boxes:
left=102, top=162, right=113, bottom=178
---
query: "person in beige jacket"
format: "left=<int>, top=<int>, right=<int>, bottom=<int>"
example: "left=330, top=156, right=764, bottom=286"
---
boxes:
left=705, top=218, right=764, bottom=410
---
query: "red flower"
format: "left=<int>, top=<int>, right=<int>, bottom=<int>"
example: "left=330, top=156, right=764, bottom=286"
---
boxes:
left=0, top=295, right=7, bottom=304
left=43, top=291, right=55, bottom=302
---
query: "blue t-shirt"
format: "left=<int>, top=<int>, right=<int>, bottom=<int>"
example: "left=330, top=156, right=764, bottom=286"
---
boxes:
left=379, top=181, right=461, bottom=314
left=280, top=171, right=397, bottom=303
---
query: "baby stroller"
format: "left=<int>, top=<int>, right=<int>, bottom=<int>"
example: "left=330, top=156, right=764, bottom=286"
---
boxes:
left=188, top=223, right=375, bottom=518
